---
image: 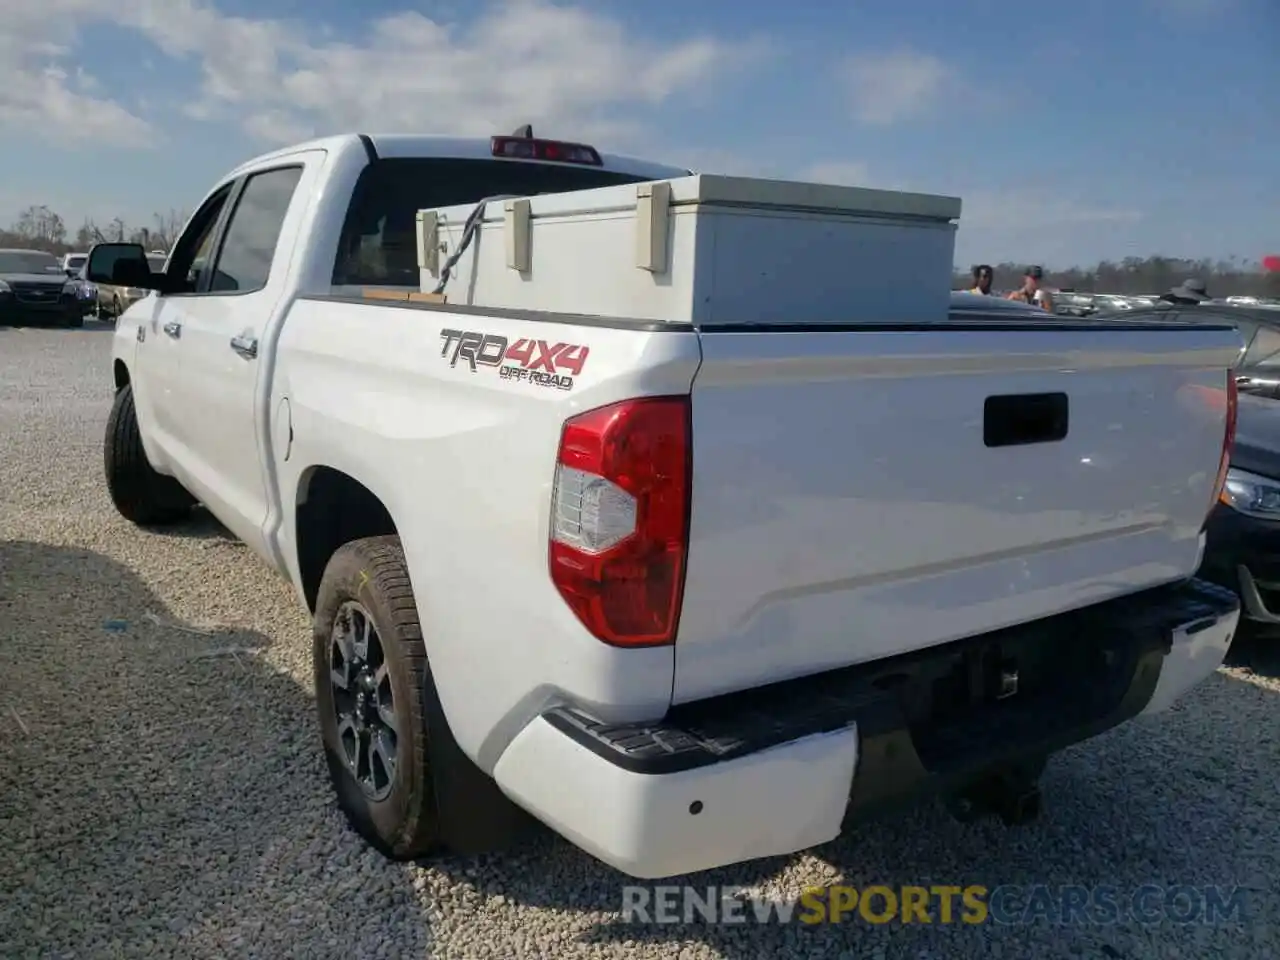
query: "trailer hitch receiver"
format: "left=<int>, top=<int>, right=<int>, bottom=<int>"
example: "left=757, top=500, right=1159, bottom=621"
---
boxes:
left=944, top=764, right=1044, bottom=827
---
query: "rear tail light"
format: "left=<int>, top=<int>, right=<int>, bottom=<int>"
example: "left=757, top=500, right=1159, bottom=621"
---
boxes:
left=1210, top=373, right=1239, bottom=514
left=549, top=397, right=691, bottom=647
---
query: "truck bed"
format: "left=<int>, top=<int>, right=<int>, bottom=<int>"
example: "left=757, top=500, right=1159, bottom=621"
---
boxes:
left=277, top=297, right=1239, bottom=731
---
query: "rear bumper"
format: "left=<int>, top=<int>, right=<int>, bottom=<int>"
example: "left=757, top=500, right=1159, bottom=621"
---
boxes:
left=493, top=578, right=1238, bottom=879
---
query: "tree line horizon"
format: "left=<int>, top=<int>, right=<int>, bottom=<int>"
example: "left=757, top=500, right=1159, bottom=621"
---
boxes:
left=3, top=202, right=1276, bottom=298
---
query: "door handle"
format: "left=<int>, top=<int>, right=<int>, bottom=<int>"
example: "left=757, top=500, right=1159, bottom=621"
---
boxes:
left=162, top=321, right=181, bottom=339
left=230, top=334, right=258, bottom=359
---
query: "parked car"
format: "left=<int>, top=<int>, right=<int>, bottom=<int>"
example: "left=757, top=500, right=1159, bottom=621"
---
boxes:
left=1052, top=292, right=1097, bottom=317
left=1089, top=299, right=1280, bottom=632
left=1200, top=393, right=1280, bottom=631
left=87, top=131, right=1241, bottom=880
left=95, top=251, right=168, bottom=319
left=1111, top=300, right=1280, bottom=399
left=0, top=247, right=92, bottom=327
left=949, top=291, right=1047, bottom=318
left=1092, top=294, right=1135, bottom=314
left=1226, top=308, right=1280, bottom=400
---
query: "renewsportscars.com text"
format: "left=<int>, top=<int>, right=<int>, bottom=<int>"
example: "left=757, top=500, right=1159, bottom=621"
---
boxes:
left=620, top=884, right=1248, bottom=926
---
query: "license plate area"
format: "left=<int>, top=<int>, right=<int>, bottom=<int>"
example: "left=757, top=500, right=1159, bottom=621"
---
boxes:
left=903, top=618, right=1152, bottom=774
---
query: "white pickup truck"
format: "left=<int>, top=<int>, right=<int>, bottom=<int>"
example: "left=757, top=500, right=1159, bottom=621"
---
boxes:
left=90, top=130, right=1244, bottom=880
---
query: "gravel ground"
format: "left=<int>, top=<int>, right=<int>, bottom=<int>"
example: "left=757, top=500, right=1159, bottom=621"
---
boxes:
left=1, top=323, right=1278, bottom=960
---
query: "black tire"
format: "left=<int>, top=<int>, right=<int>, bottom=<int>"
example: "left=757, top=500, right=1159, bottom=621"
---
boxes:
left=103, top=383, right=195, bottom=525
left=65, top=314, right=84, bottom=328
left=314, top=536, right=442, bottom=859
left=111, top=296, right=121, bottom=319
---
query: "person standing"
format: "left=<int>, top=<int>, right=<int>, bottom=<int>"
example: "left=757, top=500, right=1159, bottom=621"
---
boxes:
left=1006, top=265, right=1054, bottom=312
left=967, top=264, right=995, bottom=295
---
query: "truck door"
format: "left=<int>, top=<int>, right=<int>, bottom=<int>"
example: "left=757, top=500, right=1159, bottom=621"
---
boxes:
left=159, top=157, right=317, bottom=556
left=135, top=183, right=235, bottom=474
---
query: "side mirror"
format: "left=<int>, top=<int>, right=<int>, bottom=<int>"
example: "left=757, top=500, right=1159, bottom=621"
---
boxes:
left=85, top=242, right=162, bottom=290
left=112, top=258, right=154, bottom=288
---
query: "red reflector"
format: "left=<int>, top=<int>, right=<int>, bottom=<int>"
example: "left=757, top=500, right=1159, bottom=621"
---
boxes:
left=491, top=136, right=602, bottom=166
left=549, top=397, right=691, bottom=647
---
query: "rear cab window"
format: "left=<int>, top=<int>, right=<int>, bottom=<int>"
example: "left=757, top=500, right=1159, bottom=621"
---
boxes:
left=331, top=158, right=652, bottom=288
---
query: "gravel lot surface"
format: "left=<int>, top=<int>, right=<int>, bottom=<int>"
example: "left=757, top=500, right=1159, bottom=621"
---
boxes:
left=1, top=323, right=1278, bottom=960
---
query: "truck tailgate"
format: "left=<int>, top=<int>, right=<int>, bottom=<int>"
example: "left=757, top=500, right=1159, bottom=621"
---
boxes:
left=673, top=321, right=1242, bottom=704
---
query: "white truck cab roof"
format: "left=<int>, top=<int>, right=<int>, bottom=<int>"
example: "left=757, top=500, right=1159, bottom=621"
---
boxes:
left=226, top=132, right=692, bottom=184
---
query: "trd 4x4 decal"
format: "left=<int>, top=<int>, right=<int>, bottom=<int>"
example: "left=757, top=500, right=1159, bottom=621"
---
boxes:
left=439, top=329, right=589, bottom=391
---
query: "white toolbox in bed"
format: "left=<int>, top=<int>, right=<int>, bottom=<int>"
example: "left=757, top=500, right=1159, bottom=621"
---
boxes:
left=416, top=174, right=962, bottom=326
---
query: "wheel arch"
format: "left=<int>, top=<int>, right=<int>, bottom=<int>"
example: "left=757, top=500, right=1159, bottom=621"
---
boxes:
left=113, top=359, right=130, bottom=391
left=296, top=465, right=533, bottom=854
left=295, top=464, right=399, bottom=614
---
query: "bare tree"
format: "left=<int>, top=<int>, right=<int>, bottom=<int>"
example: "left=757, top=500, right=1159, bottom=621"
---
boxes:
left=73, top=218, right=104, bottom=249
left=151, top=209, right=188, bottom=251
left=13, top=205, right=67, bottom=246
left=0, top=206, right=179, bottom=254
left=0, top=200, right=1275, bottom=296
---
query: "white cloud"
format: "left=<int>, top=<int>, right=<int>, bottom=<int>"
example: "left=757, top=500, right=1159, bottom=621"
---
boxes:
left=960, top=189, right=1144, bottom=230
left=666, top=154, right=878, bottom=188
left=797, top=161, right=874, bottom=187
left=837, top=49, right=950, bottom=125
left=0, top=4, right=154, bottom=146
left=675, top=148, right=778, bottom=178
left=0, top=0, right=761, bottom=150
left=1148, top=0, right=1237, bottom=15
left=953, top=188, right=1146, bottom=265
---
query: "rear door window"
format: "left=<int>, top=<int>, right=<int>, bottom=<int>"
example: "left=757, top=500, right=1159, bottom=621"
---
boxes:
left=208, top=166, right=305, bottom=294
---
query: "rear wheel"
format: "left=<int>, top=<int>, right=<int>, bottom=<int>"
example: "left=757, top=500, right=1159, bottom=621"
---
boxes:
left=314, top=536, right=442, bottom=859
left=103, top=383, right=195, bottom=525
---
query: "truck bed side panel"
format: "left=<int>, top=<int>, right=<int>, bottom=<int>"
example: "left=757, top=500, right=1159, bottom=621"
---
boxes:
left=674, top=324, right=1242, bottom=703
left=271, top=298, right=701, bottom=768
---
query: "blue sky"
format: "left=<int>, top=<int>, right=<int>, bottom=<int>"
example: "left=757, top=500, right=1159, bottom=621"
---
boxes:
left=1, top=0, right=1275, bottom=267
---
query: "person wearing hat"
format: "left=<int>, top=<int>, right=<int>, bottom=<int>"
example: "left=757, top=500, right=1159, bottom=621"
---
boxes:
left=967, top=264, right=995, bottom=295
left=1159, top=278, right=1211, bottom=305
left=1006, top=265, right=1054, bottom=311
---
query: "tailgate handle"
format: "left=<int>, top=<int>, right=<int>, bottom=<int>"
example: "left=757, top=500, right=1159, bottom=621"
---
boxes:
left=984, top=393, right=1068, bottom=448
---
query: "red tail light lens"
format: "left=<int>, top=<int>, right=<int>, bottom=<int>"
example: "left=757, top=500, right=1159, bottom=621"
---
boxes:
left=549, top=397, right=691, bottom=647
left=1210, top=374, right=1238, bottom=514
